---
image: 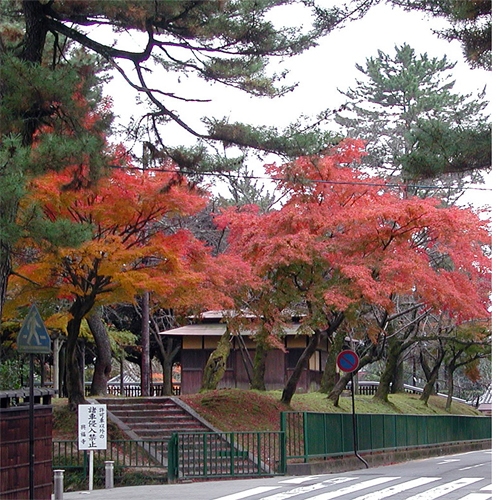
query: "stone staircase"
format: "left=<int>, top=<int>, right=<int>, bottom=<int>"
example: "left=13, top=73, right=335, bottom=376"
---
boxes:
left=94, top=396, right=266, bottom=477
left=96, top=396, right=218, bottom=442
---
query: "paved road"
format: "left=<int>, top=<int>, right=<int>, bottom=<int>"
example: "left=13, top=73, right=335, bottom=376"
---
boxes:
left=56, top=449, right=492, bottom=500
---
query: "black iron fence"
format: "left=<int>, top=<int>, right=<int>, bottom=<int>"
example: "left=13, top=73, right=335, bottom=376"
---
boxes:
left=53, top=439, right=169, bottom=470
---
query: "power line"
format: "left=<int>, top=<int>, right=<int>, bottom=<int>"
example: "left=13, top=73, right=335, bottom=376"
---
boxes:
left=110, top=164, right=492, bottom=193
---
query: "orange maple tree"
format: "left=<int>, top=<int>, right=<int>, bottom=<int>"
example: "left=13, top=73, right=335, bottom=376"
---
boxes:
left=10, top=163, right=238, bottom=408
left=216, top=139, right=491, bottom=403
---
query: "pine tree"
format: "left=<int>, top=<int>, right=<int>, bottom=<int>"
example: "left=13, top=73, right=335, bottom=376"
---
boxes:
left=2, top=1, right=374, bottom=165
left=390, top=0, right=491, bottom=70
left=0, top=49, right=112, bottom=318
left=335, top=43, right=490, bottom=198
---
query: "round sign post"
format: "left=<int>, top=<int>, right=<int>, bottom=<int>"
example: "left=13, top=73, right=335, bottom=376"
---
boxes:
left=336, top=349, right=359, bottom=373
left=336, top=350, right=368, bottom=468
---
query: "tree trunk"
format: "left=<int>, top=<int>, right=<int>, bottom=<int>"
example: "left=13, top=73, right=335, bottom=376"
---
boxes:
left=0, top=245, right=12, bottom=323
left=250, top=342, right=267, bottom=391
left=162, top=356, right=173, bottom=396
left=59, top=342, right=66, bottom=397
left=420, top=348, right=432, bottom=383
left=21, top=0, right=50, bottom=145
left=149, top=314, right=181, bottom=396
left=281, top=331, right=322, bottom=405
left=445, top=363, right=455, bottom=411
left=65, top=315, right=87, bottom=411
left=391, top=359, right=405, bottom=393
left=65, top=297, right=95, bottom=410
left=419, top=346, right=445, bottom=405
left=327, top=371, right=351, bottom=406
left=21, top=0, right=48, bottom=64
left=87, top=311, right=112, bottom=396
left=374, top=337, right=402, bottom=402
left=161, top=338, right=180, bottom=396
left=201, top=328, right=231, bottom=391
left=420, top=362, right=442, bottom=405
left=0, top=2, right=48, bottom=316
left=319, top=331, right=344, bottom=393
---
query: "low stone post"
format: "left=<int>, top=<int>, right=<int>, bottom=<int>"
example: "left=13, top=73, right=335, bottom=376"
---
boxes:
left=53, top=469, right=65, bottom=499
left=105, top=461, right=114, bottom=489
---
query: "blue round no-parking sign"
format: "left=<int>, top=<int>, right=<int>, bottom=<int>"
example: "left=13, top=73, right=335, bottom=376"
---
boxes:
left=336, top=349, right=359, bottom=373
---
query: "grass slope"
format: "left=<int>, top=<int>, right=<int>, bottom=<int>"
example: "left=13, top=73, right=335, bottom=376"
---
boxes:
left=179, top=389, right=482, bottom=432
left=52, top=389, right=482, bottom=439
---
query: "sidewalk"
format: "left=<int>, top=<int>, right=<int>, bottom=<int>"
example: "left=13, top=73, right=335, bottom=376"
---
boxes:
left=54, top=484, right=187, bottom=500
left=53, top=476, right=284, bottom=500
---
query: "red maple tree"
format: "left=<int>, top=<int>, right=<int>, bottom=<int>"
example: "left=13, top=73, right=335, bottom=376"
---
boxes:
left=216, top=139, right=491, bottom=403
left=10, top=162, right=237, bottom=408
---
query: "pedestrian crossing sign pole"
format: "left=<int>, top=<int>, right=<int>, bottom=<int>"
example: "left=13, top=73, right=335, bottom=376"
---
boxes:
left=16, top=303, right=52, bottom=500
left=17, top=304, right=52, bottom=354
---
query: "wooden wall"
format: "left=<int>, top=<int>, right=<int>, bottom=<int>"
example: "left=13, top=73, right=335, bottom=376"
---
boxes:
left=177, top=333, right=330, bottom=394
left=0, top=398, right=53, bottom=500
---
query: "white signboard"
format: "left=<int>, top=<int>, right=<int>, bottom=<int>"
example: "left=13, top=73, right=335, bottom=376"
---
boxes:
left=78, top=404, right=107, bottom=450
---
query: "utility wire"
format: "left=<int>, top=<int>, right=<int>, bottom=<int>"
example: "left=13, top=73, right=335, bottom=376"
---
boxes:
left=110, top=164, right=492, bottom=193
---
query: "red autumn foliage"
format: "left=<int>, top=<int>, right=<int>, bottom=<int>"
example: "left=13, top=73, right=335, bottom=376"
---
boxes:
left=217, top=139, right=491, bottom=323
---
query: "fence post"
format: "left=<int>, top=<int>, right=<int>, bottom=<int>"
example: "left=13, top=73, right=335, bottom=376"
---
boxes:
left=105, top=461, right=114, bottom=489
left=303, top=412, right=309, bottom=463
left=280, top=430, right=287, bottom=475
left=53, top=469, right=64, bottom=499
left=167, top=433, right=179, bottom=482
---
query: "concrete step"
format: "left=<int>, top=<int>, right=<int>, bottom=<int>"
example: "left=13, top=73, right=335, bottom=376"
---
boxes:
left=118, top=422, right=205, bottom=433
left=95, top=396, right=262, bottom=476
left=98, top=398, right=178, bottom=408
left=113, top=414, right=193, bottom=422
left=97, top=396, right=213, bottom=442
left=123, top=419, right=206, bottom=428
left=131, top=429, right=206, bottom=438
left=109, top=409, right=187, bottom=418
left=103, top=403, right=180, bottom=412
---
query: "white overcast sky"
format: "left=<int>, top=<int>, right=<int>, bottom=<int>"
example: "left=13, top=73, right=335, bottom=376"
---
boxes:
left=104, top=2, right=492, bottom=207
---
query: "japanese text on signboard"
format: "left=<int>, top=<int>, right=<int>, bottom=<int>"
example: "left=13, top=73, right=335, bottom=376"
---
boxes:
left=78, top=404, right=107, bottom=450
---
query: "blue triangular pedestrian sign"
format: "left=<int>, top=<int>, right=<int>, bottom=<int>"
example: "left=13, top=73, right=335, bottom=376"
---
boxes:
left=17, top=304, right=52, bottom=354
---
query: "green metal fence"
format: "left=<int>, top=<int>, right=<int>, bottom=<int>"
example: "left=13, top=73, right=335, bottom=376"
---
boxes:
left=55, top=431, right=285, bottom=481
left=53, top=414, right=491, bottom=481
left=282, top=412, right=492, bottom=462
left=167, top=431, right=286, bottom=481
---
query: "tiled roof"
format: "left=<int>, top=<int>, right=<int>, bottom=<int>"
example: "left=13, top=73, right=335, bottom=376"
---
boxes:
left=159, top=323, right=302, bottom=336
left=478, top=385, right=492, bottom=405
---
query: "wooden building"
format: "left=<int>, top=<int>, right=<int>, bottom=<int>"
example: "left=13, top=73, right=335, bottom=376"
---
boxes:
left=159, top=311, right=330, bottom=394
left=476, top=385, right=492, bottom=416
